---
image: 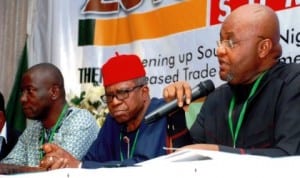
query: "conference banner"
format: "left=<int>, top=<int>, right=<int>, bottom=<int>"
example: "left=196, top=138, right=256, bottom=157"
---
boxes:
left=27, top=0, right=300, bottom=98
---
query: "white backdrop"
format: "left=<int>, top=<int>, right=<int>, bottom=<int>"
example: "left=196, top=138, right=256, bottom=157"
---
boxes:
left=27, top=0, right=300, bottom=98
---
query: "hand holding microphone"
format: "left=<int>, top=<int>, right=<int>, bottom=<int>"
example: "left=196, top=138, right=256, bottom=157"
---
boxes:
left=163, top=80, right=193, bottom=107
left=145, top=79, right=215, bottom=124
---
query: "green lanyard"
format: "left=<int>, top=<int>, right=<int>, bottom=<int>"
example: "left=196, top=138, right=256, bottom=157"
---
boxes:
left=39, top=104, right=69, bottom=160
left=228, top=72, right=266, bottom=148
left=119, top=129, right=140, bottom=161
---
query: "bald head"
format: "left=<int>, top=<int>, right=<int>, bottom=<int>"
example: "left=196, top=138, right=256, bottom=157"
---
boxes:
left=226, top=4, right=280, bottom=43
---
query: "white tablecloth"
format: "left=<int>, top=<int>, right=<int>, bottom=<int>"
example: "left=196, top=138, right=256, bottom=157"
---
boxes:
left=2, top=149, right=299, bottom=178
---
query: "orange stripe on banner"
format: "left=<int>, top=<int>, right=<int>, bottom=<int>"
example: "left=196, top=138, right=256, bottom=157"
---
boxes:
left=94, top=0, right=207, bottom=46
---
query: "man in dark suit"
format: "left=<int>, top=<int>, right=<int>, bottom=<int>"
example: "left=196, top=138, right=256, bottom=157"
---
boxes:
left=0, top=92, right=20, bottom=160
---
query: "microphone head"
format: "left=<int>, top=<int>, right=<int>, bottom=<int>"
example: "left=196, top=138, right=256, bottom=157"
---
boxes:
left=200, top=79, right=215, bottom=93
left=191, top=79, right=215, bottom=99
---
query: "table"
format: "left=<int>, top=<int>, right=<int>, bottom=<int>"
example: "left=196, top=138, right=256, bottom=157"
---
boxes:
left=0, top=163, right=46, bottom=175
left=1, top=150, right=300, bottom=178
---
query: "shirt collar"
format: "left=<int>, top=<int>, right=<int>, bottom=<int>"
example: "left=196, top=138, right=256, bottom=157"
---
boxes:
left=0, top=122, right=7, bottom=143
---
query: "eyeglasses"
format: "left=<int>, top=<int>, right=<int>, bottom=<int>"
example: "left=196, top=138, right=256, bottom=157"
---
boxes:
left=217, top=40, right=235, bottom=48
left=217, top=36, right=267, bottom=49
left=216, top=39, right=238, bottom=49
left=101, top=85, right=144, bottom=103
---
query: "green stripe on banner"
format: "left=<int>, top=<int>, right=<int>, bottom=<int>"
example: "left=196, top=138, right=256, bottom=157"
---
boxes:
left=78, top=19, right=96, bottom=46
left=6, top=43, right=28, bottom=133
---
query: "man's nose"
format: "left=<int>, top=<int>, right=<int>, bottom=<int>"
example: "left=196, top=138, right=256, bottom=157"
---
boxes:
left=20, top=93, right=27, bottom=103
left=216, top=45, right=227, bottom=57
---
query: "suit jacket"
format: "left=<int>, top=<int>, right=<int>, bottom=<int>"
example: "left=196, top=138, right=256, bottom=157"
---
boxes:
left=0, top=124, right=21, bottom=160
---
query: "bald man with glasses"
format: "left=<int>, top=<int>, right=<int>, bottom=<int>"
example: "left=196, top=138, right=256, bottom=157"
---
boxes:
left=163, top=4, right=300, bottom=157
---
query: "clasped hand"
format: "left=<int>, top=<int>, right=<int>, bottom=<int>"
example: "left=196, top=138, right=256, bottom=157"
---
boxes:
left=39, top=143, right=80, bottom=170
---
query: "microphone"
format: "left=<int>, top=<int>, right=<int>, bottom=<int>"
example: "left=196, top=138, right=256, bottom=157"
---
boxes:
left=123, top=136, right=130, bottom=144
left=123, top=136, right=130, bottom=158
left=145, top=79, right=215, bottom=124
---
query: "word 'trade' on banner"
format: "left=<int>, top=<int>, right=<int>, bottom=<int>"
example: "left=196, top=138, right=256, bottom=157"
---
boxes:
left=27, top=0, right=300, bottom=98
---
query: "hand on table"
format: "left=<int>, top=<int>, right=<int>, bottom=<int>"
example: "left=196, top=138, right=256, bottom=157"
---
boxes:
left=39, top=143, right=80, bottom=170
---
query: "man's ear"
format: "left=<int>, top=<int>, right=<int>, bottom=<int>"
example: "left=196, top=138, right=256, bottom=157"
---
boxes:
left=141, top=85, right=150, bottom=99
left=49, top=85, right=60, bottom=100
left=258, top=38, right=272, bottom=58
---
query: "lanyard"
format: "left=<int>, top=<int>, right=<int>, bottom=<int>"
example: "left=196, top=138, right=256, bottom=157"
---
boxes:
left=39, top=104, right=68, bottom=160
left=119, top=129, right=140, bottom=161
left=228, top=72, right=266, bottom=148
